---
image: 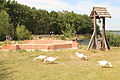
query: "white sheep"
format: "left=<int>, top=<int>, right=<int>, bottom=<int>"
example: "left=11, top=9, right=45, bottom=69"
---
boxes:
left=98, top=60, right=113, bottom=68
left=44, top=57, right=57, bottom=63
left=33, top=55, right=47, bottom=61
left=75, top=52, right=88, bottom=60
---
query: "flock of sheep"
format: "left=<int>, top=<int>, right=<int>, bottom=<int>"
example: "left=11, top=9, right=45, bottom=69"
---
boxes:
left=33, top=55, right=57, bottom=63
left=33, top=52, right=113, bottom=68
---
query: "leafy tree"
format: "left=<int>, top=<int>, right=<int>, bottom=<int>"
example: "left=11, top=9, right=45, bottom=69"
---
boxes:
left=3, top=0, right=100, bottom=38
left=16, top=25, right=32, bottom=40
left=0, top=0, right=6, bottom=10
left=6, top=1, right=31, bottom=28
left=34, top=9, right=50, bottom=34
left=77, top=14, right=92, bottom=34
left=49, top=11, right=60, bottom=34
left=0, top=0, right=5, bottom=5
left=0, top=10, right=13, bottom=40
left=62, top=24, right=76, bottom=37
left=58, top=11, right=96, bottom=36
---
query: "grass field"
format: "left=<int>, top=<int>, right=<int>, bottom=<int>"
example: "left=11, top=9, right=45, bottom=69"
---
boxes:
left=0, top=45, right=120, bottom=80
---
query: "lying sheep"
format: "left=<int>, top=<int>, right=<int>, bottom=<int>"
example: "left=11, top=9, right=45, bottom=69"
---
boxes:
left=33, top=55, right=47, bottom=61
left=75, top=52, right=88, bottom=60
left=98, top=60, right=113, bottom=68
left=44, top=57, right=57, bottom=63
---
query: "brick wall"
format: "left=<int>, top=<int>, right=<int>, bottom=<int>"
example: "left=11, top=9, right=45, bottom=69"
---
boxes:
left=0, top=40, right=79, bottom=51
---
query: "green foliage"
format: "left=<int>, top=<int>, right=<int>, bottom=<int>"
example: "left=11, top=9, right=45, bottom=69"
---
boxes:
left=0, top=0, right=6, bottom=10
left=49, top=11, right=60, bottom=34
left=60, top=36, right=66, bottom=40
left=0, top=0, right=5, bottom=5
left=17, top=41, right=24, bottom=44
left=16, top=25, right=32, bottom=40
left=58, top=11, right=94, bottom=35
left=18, top=49, right=27, bottom=53
left=78, top=14, right=93, bottom=34
left=0, top=0, right=100, bottom=40
left=31, top=9, right=50, bottom=34
left=62, top=24, right=76, bottom=38
left=0, top=41, right=12, bottom=46
left=106, top=32, right=120, bottom=47
left=3, top=40, right=11, bottom=44
left=0, top=10, right=13, bottom=40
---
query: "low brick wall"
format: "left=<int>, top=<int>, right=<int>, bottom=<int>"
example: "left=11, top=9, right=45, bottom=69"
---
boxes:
left=23, top=40, right=69, bottom=44
left=0, top=40, right=79, bottom=51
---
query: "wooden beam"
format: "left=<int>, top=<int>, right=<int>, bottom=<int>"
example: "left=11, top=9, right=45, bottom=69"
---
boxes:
left=87, top=12, right=97, bottom=50
left=101, top=17, right=110, bottom=51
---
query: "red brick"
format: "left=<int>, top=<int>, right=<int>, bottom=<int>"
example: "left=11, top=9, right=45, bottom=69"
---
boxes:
left=0, top=40, right=79, bottom=51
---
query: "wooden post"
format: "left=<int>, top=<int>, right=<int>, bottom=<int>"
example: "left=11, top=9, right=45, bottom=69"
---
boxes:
left=87, top=12, right=97, bottom=50
left=101, top=17, right=110, bottom=50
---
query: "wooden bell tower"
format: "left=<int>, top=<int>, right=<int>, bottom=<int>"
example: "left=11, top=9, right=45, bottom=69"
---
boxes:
left=87, top=7, right=111, bottom=51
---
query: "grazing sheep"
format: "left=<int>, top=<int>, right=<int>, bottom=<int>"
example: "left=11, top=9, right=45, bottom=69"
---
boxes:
left=98, top=60, right=113, bottom=68
left=75, top=52, right=88, bottom=60
left=44, top=57, right=57, bottom=63
left=33, top=55, right=47, bottom=61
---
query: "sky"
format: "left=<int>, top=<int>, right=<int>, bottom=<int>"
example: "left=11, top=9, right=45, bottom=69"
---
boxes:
left=14, top=0, right=120, bottom=30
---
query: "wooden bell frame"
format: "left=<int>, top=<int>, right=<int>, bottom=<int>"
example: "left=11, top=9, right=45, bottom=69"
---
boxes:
left=87, top=7, right=111, bottom=51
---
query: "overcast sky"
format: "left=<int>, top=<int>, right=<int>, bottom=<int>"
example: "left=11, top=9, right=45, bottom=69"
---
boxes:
left=14, top=0, right=120, bottom=30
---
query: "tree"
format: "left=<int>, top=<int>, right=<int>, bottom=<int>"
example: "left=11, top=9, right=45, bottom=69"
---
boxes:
left=49, top=11, right=60, bottom=34
left=0, top=0, right=6, bottom=10
left=3, top=0, right=100, bottom=37
left=16, top=25, right=32, bottom=40
left=0, top=10, right=13, bottom=40
left=62, top=24, right=76, bottom=37
left=6, top=0, right=31, bottom=29
left=77, top=14, right=93, bottom=34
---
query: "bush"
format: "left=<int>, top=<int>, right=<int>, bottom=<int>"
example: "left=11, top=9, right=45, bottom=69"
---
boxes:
left=3, top=41, right=11, bottom=44
left=106, top=32, right=120, bottom=47
left=16, top=25, right=32, bottom=40
left=18, top=49, right=27, bottom=53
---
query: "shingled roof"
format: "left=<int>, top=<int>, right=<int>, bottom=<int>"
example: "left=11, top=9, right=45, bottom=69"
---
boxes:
left=90, top=7, right=111, bottom=19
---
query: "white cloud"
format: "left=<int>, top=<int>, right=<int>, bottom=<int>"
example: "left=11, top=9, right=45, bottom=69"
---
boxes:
left=15, top=0, right=73, bottom=11
left=14, top=0, right=120, bottom=30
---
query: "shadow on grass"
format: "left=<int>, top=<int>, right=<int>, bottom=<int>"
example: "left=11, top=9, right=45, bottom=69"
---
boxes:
left=44, top=62, right=58, bottom=64
left=77, top=39, right=89, bottom=45
left=0, top=60, right=16, bottom=80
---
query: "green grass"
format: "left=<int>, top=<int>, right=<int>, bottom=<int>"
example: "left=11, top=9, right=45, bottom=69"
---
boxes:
left=0, top=46, right=120, bottom=80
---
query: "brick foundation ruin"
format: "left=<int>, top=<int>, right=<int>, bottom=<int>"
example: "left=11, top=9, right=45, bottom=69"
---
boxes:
left=0, top=40, right=79, bottom=51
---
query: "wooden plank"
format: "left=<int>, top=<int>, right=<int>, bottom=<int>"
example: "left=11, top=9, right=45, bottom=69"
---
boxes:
left=90, top=7, right=111, bottom=18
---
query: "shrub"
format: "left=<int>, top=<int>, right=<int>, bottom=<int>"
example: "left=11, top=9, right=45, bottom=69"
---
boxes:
left=16, top=25, right=32, bottom=40
left=106, top=32, right=120, bottom=47
left=3, top=41, right=11, bottom=44
left=18, top=49, right=27, bottom=53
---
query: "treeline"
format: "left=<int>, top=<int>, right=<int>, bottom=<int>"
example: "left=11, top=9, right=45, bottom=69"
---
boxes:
left=0, top=0, right=100, bottom=40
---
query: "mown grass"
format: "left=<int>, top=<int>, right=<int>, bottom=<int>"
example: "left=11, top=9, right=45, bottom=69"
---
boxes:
left=0, top=46, right=120, bottom=80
